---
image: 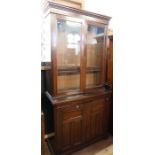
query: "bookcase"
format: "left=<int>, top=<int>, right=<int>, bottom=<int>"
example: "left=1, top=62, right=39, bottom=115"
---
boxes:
left=42, top=1, right=112, bottom=155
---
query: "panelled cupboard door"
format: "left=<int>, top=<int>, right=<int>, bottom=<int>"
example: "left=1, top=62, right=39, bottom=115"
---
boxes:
left=61, top=118, right=83, bottom=151
left=82, top=99, right=108, bottom=142
left=58, top=103, right=83, bottom=152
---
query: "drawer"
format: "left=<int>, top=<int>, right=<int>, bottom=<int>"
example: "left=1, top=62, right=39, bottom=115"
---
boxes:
left=91, top=99, right=105, bottom=112
left=82, top=99, right=105, bottom=114
left=62, top=104, right=83, bottom=121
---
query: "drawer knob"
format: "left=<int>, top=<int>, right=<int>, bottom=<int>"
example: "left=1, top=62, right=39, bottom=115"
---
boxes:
left=76, top=105, right=80, bottom=109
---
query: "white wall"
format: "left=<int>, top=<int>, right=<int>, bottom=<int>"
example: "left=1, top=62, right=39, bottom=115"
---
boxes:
left=83, top=0, right=113, bottom=29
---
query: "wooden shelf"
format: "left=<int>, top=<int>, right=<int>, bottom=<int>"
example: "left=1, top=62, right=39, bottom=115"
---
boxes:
left=57, top=66, right=101, bottom=74
left=58, top=70, right=80, bottom=75
left=86, top=67, right=101, bottom=73
left=58, top=66, right=80, bottom=75
left=58, top=66, right=80, bottom=71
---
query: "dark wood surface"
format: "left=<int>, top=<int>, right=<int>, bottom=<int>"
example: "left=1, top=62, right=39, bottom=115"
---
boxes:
left=43, top=2, right=112, bottom=96
left=51, top=14, right=57, bottom=95
left=42, top=2, right=112, bottom=155
left=45, top=91, right=112, bottom=155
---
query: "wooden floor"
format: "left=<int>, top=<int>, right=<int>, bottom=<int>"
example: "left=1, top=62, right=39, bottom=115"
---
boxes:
left=44, top=136, right=113, bottom=155
left=72, top=136, right=113, bottom=155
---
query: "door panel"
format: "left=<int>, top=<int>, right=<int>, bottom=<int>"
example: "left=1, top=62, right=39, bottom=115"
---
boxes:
left=71, top=119, right=83, bottom=146
left=60, top=104, right=83, bottom=151
left=83, top=99, right=107, bottom=142
left=62, top=122, right=72, bottom=150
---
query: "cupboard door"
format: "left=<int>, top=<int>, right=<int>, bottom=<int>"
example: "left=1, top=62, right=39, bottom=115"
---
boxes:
left=70, top=118, right=83, bottom=146
left=61, top=117, right=83, bottom=151
left=83, top=99, right=107, bottom=142
left=61, top=122, right=72, bottom=151
left=59, top=104, right=83, bottom=151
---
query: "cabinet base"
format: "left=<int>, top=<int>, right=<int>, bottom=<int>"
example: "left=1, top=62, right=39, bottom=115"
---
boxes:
left=46, top=133, right=112, bottom=155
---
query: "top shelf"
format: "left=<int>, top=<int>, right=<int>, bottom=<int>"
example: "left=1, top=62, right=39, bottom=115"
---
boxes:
left=58, top=66, right=101, bottom=70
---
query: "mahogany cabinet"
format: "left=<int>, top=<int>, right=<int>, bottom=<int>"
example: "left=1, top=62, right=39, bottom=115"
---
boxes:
left=42, top=1, right=112, bottom=155
left=46, top=91, right=112, bottom=155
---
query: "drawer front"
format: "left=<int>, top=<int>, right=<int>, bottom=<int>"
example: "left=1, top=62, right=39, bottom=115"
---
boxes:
left=62, top=104, right=83, bottom=121
left=91, top=99, right=105, bottom=113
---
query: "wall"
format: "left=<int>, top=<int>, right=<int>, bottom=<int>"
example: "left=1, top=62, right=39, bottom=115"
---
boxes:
left=83, top=0, right=113, bottom=29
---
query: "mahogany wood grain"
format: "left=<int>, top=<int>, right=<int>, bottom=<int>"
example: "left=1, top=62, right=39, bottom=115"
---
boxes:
left=42, top=2, right=112, bottom=155
left=49, top=92, right=112, bottom=155
left=51, top=14, right=58, bottom=95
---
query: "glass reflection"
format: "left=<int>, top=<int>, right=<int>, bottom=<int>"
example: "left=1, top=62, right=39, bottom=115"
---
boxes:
left=57, top=19, right=81, bottom=67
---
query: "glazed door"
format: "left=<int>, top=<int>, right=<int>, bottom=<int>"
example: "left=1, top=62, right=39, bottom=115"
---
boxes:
left=51, top=14, right=108, bottom=95
left=56, top=17, right=84, bottom=93
left=85, top=23, right=106, bottom=89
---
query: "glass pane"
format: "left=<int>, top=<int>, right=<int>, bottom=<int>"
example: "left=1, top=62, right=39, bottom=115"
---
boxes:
left=57, top=19, right=81, bottom=68
left=86, top=25, right=105, bottom=68
left=86, top=72, right=101, bottom=88
left=58, top=74, right=80, bottom=91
